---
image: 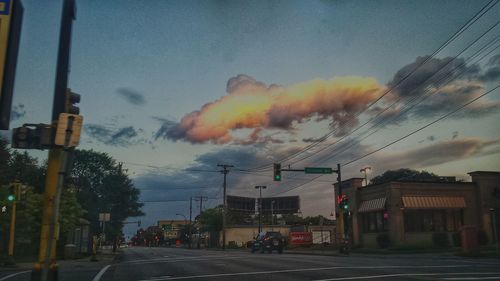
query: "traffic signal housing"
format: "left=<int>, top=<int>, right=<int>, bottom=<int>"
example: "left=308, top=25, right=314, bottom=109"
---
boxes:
left=273, top=163, right=281, bottom=181
left=7, top=185, right=16, bottom=201
left=65, top=89, right=81, bottom=114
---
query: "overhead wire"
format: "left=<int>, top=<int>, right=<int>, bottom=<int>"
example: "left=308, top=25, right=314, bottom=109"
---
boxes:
left=242, top=0, right=499, bottom=172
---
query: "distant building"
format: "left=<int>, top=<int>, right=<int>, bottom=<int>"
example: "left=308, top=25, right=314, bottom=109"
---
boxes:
left=337, top=171, right=500, bottom=247
left=157, top=219, right=188, bottom=240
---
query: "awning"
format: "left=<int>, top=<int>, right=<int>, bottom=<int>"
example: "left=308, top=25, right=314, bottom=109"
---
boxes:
left=358, top=197, right=386, bottom=213
left=402, top=196, right=466, bottom=209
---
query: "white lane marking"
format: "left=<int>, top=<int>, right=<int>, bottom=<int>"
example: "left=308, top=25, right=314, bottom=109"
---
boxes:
left=0, top=271, right=30, bottom=281
left=124, top=254, right=245, bottom=264
left=314, top=272, right=500, bottom=281
left=92, top=264, right=111, bottom=281
left=138, top=265, right=468, bottom=281
left=127, top=255, right=248, bottom=265
left=443, top=277, right=500, bottom=280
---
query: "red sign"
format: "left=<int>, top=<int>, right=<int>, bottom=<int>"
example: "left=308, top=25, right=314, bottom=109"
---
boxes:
left=289, top=232, right=313, bottom=245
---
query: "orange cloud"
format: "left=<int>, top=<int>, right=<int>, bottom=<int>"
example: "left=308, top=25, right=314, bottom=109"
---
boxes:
left=162, top=74, right=385, bottom=144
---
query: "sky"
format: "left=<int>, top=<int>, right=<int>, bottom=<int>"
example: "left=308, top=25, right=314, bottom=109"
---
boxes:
left=3, top=0, right=500, bottom=237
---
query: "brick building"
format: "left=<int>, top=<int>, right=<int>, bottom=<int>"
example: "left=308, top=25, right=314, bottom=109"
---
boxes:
left=338, top=171, right=500, bottom=247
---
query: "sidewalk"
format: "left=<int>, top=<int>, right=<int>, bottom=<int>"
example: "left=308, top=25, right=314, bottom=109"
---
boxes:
left=0, top=248, right=120, bottom=272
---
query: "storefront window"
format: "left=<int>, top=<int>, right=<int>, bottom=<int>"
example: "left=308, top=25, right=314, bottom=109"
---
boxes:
left=404, top=209, right=458, bottom=232
left=362, top=211, right=388, bottom=233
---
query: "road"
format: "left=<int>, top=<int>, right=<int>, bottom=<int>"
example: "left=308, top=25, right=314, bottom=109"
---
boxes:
left=1, top=247, right=499, bottom=281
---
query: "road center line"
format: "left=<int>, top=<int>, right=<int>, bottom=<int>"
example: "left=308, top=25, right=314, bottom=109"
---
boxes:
left=0, top=271, right=30, bottom=281
left=92, top=264, right=111, bottom=281
left=138, top=265, right=469, bottom=281
left=442, top=277, right=500, bottom=280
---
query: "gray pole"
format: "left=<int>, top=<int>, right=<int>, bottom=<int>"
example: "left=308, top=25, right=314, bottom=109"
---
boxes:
left=218, top=164, right=233, bottom=250
left=189, top=197, right=192, bottom=249
left=491, top=209, right=498, bottom=252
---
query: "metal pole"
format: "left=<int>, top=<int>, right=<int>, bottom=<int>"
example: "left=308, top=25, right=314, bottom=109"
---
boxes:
left=197, top=197, right=206, bottom=249
left=8, top=185, right=18, bottom=256
left=491, top=209, right=498, bottom=252
left=271, top=200, right=274, bottom=231
left=259, top=187, right=262, bottom=233
left=189, top=197, right=192, bottom=249
left=218, top=164, right=233, bottom=250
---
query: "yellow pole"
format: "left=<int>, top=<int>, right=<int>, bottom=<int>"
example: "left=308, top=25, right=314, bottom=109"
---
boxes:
left=7, top=184, right=18, bottom=256
left=34, top=148, right=64, bottom=281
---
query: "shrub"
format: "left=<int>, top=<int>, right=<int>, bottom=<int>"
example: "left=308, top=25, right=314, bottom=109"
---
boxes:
left=452, top=232, right=461, bottom=247
left=376, top=233, right=390, bottom=248
left=477, top=230, right=489, bottom=246
left=432, top=232, right=449, bottom=248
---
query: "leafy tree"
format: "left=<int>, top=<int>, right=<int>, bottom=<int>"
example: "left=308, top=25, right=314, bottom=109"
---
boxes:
left=70, top=149, right=143, bottom=242
left=371, top=168, right=440, bottom=184
left=198, top=206, right=223, bottom=232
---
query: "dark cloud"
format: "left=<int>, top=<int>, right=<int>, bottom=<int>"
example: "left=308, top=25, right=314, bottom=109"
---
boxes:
left=84, top=124, right=144, bottom=146
left=152, top=117, right=180, bottom=141
left=302, top=137, right=325, bottom=143
left=10, top=104, right=26, bottom=121
left=378, top=138, right=500, bottom=168
left=383, top=55, right=500, bottom=122
left=117, top=88, right=146, bottom=106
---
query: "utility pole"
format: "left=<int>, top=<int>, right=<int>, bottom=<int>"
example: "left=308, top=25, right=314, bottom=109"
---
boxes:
left=8, top=182, right=21, bottom=258
left=254, top=186, right=266, bottom=233
left=193, top=196, right=208, bottom=249
left=360, top=166, right=371, bottom=186
left=189, top=197, right=192, bottom=249
left=217, top=164, right=233, bottom=250
left=32, top=1, right=77, bottom=280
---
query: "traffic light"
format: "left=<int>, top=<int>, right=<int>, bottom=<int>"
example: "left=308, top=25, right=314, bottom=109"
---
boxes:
left=7, top=185, right=15, bottom=201
left=343, top=197, right=349, bottom=210
left=273, top=163, right=281, bottom=181
left=65, top=89, right=81, bottom=114
left=11, top=124, right=53, bottom=149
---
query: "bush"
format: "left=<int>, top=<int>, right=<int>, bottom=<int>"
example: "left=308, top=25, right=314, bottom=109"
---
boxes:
left=432, top=232, right=449, bottom=248
left=452, top=232, right=461, bottom=247
left=376, top=233, right=390, bottom=248
left=478, top=230, right=489, bottom=246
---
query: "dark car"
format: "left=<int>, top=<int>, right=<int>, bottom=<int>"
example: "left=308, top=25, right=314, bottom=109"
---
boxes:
left=251, top=231, right=284, bottom=254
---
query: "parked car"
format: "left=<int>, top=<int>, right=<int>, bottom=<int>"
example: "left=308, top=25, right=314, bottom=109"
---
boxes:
left=251, top=231, right=284, bottom=254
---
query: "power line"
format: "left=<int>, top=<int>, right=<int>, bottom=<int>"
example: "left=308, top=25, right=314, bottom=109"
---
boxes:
left=342, top=84, right=500, bottom=167
left=313, top=28, right=500, bottom=165
left=242, top=0, right=499, bottom=172
left=268, top=83, right=500, bottom=196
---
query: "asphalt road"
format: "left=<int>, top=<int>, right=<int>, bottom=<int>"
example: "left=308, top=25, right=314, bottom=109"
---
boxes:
left=1, top=247, right=499, bottom=281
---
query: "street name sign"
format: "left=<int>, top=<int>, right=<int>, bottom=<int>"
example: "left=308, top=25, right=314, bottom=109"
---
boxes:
left=304, top=167, right=333, bottom=174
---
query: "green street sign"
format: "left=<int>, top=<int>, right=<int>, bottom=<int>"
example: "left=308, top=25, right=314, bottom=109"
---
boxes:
left=162, top=224, right=172, bottom=231
left=304, top=167, right=333, bottom=174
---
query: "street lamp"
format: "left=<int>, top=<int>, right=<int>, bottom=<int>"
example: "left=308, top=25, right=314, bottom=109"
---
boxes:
left=360, top=167, right=372, bottom=186
left=255, top=186, right=267, bottom=233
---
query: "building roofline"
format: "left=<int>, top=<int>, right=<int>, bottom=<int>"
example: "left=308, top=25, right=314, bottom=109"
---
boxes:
left=468, top=171, right=500, bottom=175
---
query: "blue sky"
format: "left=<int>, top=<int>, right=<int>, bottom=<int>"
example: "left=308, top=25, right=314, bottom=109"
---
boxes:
left=5, top=0, right=500, bottom=235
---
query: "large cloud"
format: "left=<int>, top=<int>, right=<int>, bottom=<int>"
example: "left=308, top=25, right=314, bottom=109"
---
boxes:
left=157, top=74, right=384, bottom=144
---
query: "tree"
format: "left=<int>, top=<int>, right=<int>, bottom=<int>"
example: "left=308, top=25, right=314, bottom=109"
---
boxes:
left=198, top=206, right=223, bottom=232
left=371, top=168, right=440, bottom=184
left=70, top=149, right=144, bottom=242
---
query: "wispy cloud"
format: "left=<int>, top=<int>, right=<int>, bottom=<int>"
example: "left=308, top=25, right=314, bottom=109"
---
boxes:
left=10, top=104, right=26, bottom=121
left=84, top=124, right=145, bottom=146
left=117, top=88, right=146, bottom=106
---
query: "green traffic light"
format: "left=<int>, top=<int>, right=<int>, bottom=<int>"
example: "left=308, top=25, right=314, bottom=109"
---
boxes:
left=343, top=204, right=348, bottom=210
left=275, top=175, right=281, bottom=181
left=7, top=195, right=15, bottom=201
